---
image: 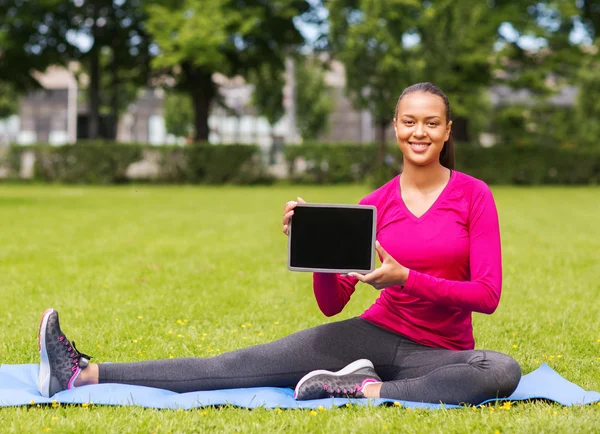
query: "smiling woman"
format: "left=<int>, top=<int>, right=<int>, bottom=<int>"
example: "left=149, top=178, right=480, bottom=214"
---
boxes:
left=35, top=83, right=521, bottom=408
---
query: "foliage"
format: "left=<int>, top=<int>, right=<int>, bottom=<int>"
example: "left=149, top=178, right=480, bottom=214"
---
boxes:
left=248, top=63, right=286, bottom=127
left=295, top=57, right=334, bottom=140
left=0, top=0, right=74, bottom=91
left=4, top=142, right=273, bottom=185
left=0, top=0, right=151, bottom=139
left=145, top=0, right=314, bottom=141
left=574, top=57, right=600, bottom=148
left=284, top=142, right=600, bottom=185
left=327, top=0, right=420, bottom=139
left=163, top=92, right=195, bottom=139
left=0, top=81, right=19, bottom=119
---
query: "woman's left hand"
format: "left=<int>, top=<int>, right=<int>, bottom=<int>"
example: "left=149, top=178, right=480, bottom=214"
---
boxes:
left=348, top=241, right=409, bottom=290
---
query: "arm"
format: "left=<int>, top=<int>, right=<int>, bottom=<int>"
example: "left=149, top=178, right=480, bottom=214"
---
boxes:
left=313, top=273, right=359, bottom=316
left=402, top=186, right=502, bottom=314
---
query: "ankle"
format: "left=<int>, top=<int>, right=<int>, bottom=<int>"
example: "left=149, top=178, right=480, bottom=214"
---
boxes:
left=74, top=364, right=99, bottom=387
left=361, top=381, right=382, bottom=398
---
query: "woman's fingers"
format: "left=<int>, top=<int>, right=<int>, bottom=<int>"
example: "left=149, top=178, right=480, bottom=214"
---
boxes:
left=282, top=198, right=305, bottom=235
left=282, top=210, right=294, bottom=226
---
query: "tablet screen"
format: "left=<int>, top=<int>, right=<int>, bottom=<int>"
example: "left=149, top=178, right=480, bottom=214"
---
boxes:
left=288, top=204, right=376, bottom=273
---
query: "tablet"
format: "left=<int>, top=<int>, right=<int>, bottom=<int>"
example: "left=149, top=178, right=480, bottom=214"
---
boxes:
left=287, top=203, right=376, bottom=273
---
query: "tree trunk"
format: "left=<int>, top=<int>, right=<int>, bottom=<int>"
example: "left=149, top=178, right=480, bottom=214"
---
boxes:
left=109, top=7, right=119, bottom=141
left=183, top=64, right=215, bottom=142
left=110, top=46, right=119, bottom=140
left=88, top=11, right=100, bottom=141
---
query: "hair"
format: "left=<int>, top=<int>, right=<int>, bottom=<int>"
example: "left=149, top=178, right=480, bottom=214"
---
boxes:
left=393, top=82, right=455, bottom=170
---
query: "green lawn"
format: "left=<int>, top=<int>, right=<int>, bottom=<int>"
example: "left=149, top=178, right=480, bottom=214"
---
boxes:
left=0, top=184, right=599, bottom=433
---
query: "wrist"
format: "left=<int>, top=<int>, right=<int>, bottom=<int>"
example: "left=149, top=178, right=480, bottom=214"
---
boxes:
left=401, top=267, right=410, bottom=286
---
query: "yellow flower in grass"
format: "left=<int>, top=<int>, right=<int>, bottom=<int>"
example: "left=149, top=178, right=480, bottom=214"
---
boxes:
left=501, top=401, right=512, bottom=411
left=29, top=400, right=34, bottom=405
left=393, top=402, right=402, bottom=407
left=273, top=321, right=279, bottom=325
left=82, top=402, right=89, bottom=408
left=51, top=400, right=59, bottom=408
left=137, top=316, right=143, bottom=320
left=318, top=406, right=325, bottom=411
left=345, top=403, right=351, bottom=407
left=276, top=408, right=283, bottom=414
left=168, top=330, right=173, bottom=335
left=51, top=416, right=58, bottom=421
left=42, top=428, right=51, bottom=433
left=309, top=410, right=317, bottom=416
left=201, top=410, right=207, bottom=416
left=512, top=344, right=518, bottom=349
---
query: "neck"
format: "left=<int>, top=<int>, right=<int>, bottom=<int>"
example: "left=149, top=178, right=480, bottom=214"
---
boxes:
left=400, top=161, right=450, bottom=191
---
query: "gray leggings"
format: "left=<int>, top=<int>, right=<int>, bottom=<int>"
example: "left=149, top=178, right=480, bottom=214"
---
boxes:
left=98, top=317, right=521, bottom=405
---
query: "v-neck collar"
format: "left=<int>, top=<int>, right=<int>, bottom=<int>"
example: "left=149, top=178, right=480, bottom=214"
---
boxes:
left=396, top=169, right=455, bottom=222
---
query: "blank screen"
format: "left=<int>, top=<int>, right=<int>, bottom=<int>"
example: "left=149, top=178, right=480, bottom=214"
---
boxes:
left=289, top=205, right=374, bottom=271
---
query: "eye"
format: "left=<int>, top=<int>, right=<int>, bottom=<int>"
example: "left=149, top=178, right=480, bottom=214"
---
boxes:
left=403, top=120, right=414, bottom=126
left=427, top=122, right=439, bottom=127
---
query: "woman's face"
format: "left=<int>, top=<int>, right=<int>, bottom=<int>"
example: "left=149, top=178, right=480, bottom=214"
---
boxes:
left=394, top=92, right=452, bottom=168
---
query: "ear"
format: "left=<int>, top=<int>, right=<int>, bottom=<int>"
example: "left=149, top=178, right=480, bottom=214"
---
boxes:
left=444, top=120, right=453, bottom=142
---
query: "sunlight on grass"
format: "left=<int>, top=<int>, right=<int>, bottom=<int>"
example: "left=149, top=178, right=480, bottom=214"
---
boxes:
left=0, top=184, right=598, bottom=433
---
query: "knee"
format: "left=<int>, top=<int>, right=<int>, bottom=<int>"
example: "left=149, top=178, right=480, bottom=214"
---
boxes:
left=485, top=352, right=522, bottom=398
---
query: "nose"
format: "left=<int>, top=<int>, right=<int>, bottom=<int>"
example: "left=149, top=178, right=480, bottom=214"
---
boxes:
left=413, top=125, right=426, bottom=138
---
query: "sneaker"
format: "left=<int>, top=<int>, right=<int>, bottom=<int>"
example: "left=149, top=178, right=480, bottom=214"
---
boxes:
left=38, top=308, right=92, bottom=397
left=294, top=359, right=381, bottom=400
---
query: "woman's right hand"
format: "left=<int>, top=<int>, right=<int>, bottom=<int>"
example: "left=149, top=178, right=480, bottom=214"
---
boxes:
left=282, top=197, right=306, bottom=235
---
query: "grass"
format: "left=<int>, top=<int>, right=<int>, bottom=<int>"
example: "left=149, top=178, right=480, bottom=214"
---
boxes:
left=0, top=183, right=599, bottom=433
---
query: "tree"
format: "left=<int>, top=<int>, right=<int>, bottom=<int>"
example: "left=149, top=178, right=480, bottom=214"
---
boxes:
left=68, top=0, right=151, bottom=139
left=0, top=0, right=151, bottom=140
left=249, top=62, right=286, bottom=137
left=0, top=81, right=19, bottom=120
left=146, top=0, right=314, bottom=142
left=163, top=92, right=194, bottom=139
left=295, top=57, right=333, bottom=140
left=0, top=0, right=75, bottom=91
left=328, top=0, right=423, bottom=164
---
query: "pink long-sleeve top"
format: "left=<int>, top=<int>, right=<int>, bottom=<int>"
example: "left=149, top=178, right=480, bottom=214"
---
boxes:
left=313, top=170, right=502, bottom=350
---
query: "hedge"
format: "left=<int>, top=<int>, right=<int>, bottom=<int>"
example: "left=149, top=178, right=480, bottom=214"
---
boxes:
left=285, top=143, right=600, bottom=186
left=1, top=141, right=274, bottom=185
left=1, top=141, right=598, bottom=185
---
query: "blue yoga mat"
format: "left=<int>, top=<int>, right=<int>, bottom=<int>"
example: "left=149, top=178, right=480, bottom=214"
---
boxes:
left=0, top=363, right=598, bottom=409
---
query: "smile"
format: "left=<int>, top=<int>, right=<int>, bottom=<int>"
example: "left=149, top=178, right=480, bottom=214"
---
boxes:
left=408, top=142, right=431, bottom=153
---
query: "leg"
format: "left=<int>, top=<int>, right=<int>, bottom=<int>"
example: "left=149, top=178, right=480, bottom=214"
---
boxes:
left=97, top=317, right=401, bottom=392
left=39, top=308, right=403, bottom=396
left=377, top=345, right=521, bottom=405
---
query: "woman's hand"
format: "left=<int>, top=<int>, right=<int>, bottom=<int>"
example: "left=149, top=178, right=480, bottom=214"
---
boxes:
left=282, top=197, right=306, bottom=235
left=349, top=241, right=410, bottom=289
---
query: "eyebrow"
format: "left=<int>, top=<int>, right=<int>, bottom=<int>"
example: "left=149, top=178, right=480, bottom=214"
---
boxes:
left=400, top=115, right=442, bottom=120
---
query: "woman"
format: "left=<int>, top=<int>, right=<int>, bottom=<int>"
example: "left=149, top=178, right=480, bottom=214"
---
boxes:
left=38, top=82, right=521, bottom=404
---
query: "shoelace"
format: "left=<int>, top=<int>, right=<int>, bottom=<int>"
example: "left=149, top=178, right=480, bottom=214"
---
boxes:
left=59, top=335, right=92, bottom=371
